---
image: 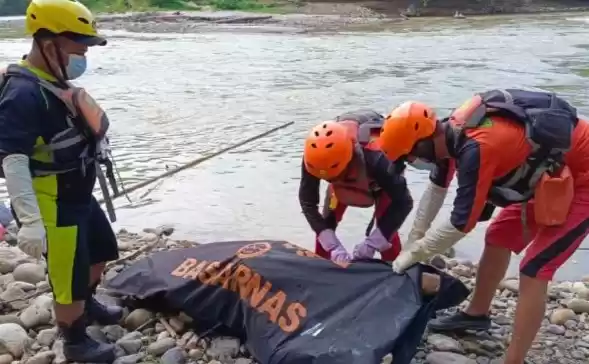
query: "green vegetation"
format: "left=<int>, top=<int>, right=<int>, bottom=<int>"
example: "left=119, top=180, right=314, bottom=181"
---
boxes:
left=0, top=0, right=28, bottom=16
left=0, top=0, right=277, bottom=16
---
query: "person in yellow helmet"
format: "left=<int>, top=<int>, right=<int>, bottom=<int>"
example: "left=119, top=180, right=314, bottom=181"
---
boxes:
left=0, top=0, right=120, bottom=361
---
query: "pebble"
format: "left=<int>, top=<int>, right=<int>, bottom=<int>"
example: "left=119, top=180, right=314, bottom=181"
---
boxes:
left=0, top=228, right=587, bottom=364
left=0, top=323, right=29, bottom=358
left=147, top=337, right=176, bottom=356
left=550, top=308, right=576, bottom=325
left=12, top=263, right=45, bottom=285
left=124, top=308, right=154, bottom=330
left=426, top=351, right=476, bottom=364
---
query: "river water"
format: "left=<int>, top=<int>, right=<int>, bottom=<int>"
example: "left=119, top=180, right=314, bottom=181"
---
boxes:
left=1, top=12, right=589, bottom=279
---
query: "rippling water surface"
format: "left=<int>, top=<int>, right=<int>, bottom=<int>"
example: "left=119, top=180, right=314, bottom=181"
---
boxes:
left=1, top=13, right=589, bottom=279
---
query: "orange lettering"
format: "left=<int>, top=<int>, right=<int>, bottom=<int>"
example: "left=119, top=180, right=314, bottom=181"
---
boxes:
left=241, top=273, right=271, bottom=308
left=207, top=263, right=233, bottom=288
left=199, top=261, right=221, bottom=284
left=257, top=290, right=286, bottom=324
left=171, top=258, right=198, bottom=277
left=183, top=260, right=208, bottom=280
left=278, top=302, right=307, bottom=333
left=232, top=265, right=252, bottom=293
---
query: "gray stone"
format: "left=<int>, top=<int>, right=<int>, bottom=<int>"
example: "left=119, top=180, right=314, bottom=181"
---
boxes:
left=23, top=351, right=54, bottom=364
left=161, top=347, right=186, bottom=364
left=147, top=337, right=176, bottom=356
left=12, top=263, right=45, bottom=284
left=124, top=309, right=154, bottom=331
left=426, top=351, right=477, bottom=364
left=546, top=324, right=566, bottom=335
left=117, top=339, right=142, bottom=354
left=113, top=353, right=145, bottom=364
left=35, top=328, right=57, bottom=347
left=427, top=334, right=464, bottom=353
left=0, top=323, right=29, bottom=358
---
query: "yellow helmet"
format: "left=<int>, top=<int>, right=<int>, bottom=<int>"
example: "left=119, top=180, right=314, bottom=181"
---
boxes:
left=26, top=0, right=106, bottom=46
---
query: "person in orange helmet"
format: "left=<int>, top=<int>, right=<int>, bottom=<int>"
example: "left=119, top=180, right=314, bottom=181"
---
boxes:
left=378, top=89, right=589, bottom=364
left=299, top=110, right=412, bottom=264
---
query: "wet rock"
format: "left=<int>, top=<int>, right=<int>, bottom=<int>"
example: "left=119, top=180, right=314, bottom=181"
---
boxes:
left=426, top=351, right=477, bottom=364
left=0, top=323, right=29, bottom=358
left=12, top=263, right=45, bottom=284
left=550, top=308, right=576, bottom=325
left=147, top=337, right=176, bottom=356
left=161, top=347, right=186, bottom=364
left=427, top=334, right=464, bottom=353
left=124, top=309, right=154, bottom=330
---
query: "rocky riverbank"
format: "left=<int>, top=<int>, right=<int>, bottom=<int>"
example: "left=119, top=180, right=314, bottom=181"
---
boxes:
left=0, top=227, right=588, bottom=364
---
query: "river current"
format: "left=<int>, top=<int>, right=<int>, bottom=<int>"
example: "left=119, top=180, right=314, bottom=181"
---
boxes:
left=1, top=12, right=588, bottom=279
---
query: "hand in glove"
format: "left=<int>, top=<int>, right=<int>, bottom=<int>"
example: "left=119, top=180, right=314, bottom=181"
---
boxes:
left=353, top=228, right=391, bottom=260
left=17, top=220, right=46, bottom=259
left=330, top=245, right=352, bottom=263
left=3, top=154, right=47, bottom=260
left=318, top=229, right=351, bottom=263
left=392, top=219, right=466, bottom=274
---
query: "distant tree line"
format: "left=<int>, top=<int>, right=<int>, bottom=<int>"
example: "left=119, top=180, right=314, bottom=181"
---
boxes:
left=0, top=0, right=29, bottom=16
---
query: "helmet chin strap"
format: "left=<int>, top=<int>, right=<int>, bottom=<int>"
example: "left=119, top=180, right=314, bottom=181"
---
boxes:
left=35, top=37, right=69, bottom=87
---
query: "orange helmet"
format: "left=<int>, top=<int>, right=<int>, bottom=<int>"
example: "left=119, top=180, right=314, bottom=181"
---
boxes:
left=304, top=121, right=354, bottom=180
left=379, top=101, right=437, bottom=161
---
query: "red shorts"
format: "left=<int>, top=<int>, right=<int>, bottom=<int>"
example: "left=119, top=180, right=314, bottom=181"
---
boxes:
left=485, top=187, right=589, bottom=280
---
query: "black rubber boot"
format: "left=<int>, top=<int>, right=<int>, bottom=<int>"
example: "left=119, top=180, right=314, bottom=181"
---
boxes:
left=61, top=316, right=116, bottom=363
left=86, top=283, right=124, bottom=325
left=429, top=311, right=491, bottom=332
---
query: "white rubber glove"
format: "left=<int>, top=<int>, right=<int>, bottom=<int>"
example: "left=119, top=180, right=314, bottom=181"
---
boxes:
left=406, top=182, right=448, bottom=247
left=393, top=218, right=466, bottom=274
left=2, top=154, right=46, bottom=259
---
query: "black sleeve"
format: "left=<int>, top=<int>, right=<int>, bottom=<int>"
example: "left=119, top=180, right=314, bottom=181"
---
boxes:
left=298, top=159, right=327, bottom=234
left=364, top=149, right=411, bottom=204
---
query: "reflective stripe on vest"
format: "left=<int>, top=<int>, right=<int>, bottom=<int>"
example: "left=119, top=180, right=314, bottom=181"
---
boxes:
left=0, top=64, right=110, bottom=177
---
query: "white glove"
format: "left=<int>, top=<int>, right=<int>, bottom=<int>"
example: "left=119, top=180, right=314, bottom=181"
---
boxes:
left=17, top=221, right=46, bottom=259
left=2, top=154, right=46, bottom=259
left=393, top=218, right=466, bottom=274
left=406, top=182, right=448, bottom=247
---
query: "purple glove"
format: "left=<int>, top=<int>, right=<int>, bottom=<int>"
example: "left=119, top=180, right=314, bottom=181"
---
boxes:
left=330, top=245, right=352, bottom=263
left=318, top=229, right=351, bottom=263
left=353, top=228, right=392, bottom=260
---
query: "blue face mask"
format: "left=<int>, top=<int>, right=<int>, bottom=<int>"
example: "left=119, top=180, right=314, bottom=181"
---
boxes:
left=66, top=54, right=87, bottom=80
left=409, top=158, right=436, bottom=171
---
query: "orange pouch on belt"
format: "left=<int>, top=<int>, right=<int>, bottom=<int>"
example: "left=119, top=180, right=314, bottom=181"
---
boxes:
left=534, top=166, right=574, bottom=226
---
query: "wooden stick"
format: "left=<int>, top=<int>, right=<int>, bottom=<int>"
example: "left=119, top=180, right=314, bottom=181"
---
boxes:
left=98, top=121, right=294, bottom=205
left=159, top=317, right=178, bottom=338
